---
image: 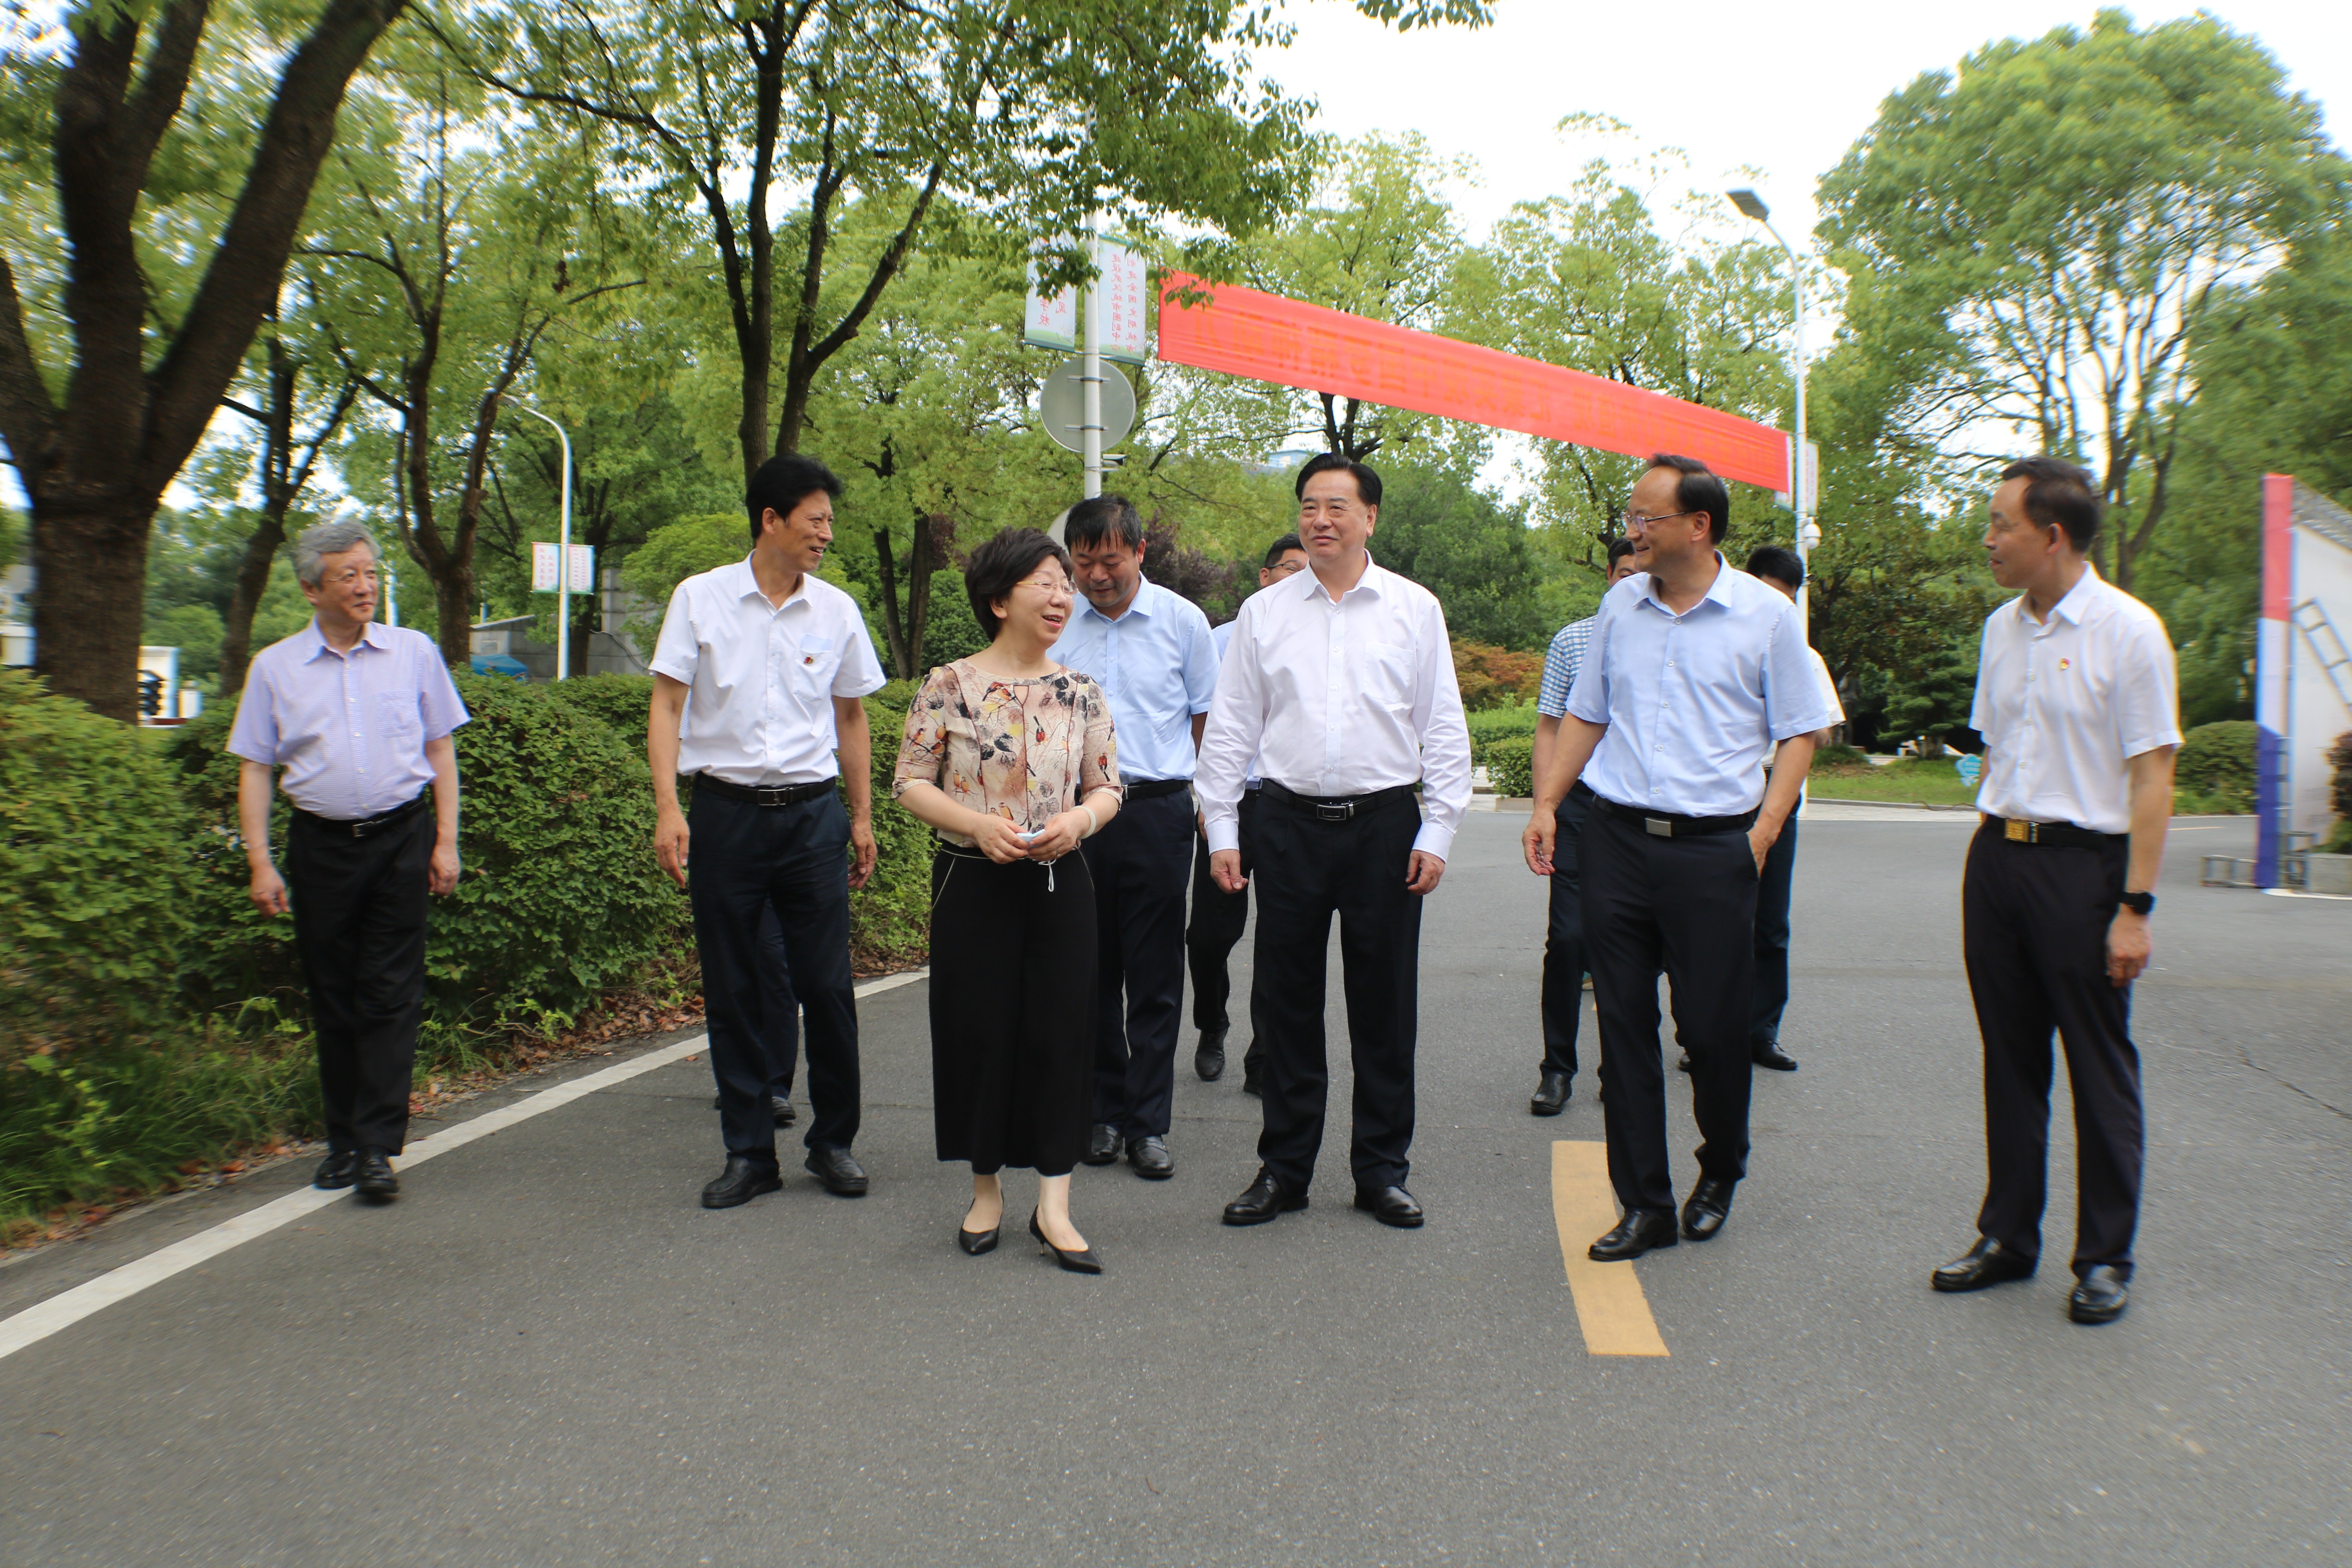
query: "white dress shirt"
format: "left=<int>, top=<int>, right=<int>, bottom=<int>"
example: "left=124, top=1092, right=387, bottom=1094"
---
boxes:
left=1210, top=619, right=1264, bottom=787
left=651, top=557, right=888, bottom=785
left=1047, top=577, right=1220, bottom=781
left=228, top=620, right=468, bottom=819
left=1567, top=558, right=1840, bottom=817
left=1196, top=555, right=1472, bottom=861
left=1969, top=564, right=2180, bottom=836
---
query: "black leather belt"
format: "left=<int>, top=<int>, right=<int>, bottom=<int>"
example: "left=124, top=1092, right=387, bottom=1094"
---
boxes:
left=1983, top=814, right=2125, bottom=850
left=693, top=774, right=835, bottom=807
left=295, top=793, right=428, bottom=839
left=1260, top=779, right=1417, bottom=822
left=1124, top=777, right=1192, bottom=802
left=1590, top=795, right=1757, bottom=838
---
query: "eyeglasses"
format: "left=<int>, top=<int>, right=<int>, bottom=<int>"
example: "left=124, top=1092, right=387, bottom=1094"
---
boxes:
left=1621, top=509, right=1698, bottom=533
left=1014, top=573, right=1072, bottom=595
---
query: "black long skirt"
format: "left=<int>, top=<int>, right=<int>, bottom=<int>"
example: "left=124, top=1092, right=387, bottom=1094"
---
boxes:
left=929, top=848, right=1097, bottom=1177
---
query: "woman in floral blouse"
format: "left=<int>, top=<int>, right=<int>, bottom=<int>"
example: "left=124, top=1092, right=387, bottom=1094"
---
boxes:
left=893, top=527, right=1122, bottom=1273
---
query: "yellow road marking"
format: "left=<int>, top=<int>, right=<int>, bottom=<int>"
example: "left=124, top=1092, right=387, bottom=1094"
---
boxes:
left=1551, top=1141, right=1670, bottom=1357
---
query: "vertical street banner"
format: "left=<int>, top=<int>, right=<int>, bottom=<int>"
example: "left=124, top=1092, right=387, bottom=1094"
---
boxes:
left=1023, top=243, right=1077, bottom=353
left=532, top=542, right=595, bottom=593
left=1095, top=236, right=1150, bottom=367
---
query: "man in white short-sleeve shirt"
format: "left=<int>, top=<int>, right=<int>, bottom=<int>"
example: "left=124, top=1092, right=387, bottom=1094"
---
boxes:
left=649, top=454, right=888, bottom=1210
left=1932, top=457, right=2179, bottom=1328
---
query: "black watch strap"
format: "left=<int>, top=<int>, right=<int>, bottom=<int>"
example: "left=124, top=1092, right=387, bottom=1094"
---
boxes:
left=2120, top=890, right=2156, bottom=916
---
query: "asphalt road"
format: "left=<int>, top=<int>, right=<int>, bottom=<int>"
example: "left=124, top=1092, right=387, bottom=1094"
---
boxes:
left=2, top=811, right=2347, bottom=1567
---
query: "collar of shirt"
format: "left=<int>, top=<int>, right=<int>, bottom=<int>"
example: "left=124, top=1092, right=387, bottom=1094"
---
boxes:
left=725, top=555, right=816, bottom=614
left=1632, top=554, right=1741, bottom=621
left=1077, top=579, right=1160, bottom=628
left=1292, top=554, right=1391, bottom=607
left=298, top=618, right=394, bottom=663
left=2013, top=561, right=2101, bottom=632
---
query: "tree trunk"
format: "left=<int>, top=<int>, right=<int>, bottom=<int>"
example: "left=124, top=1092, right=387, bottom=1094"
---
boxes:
left=432, top=563, right=475, bottom=673
left=29, top=495, right=156, bottom=722
left=217, top=510, right=287, bottom=695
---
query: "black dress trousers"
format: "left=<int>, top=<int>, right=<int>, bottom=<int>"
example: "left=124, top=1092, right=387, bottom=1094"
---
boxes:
left=1581, top=804, right=1759, bottom=1215
left=1081, top=789, right=1195, bottom=1139
left=1962, top=823, right=2143, bottom=1276
left=928, top=849, right=1097, bottom=1177
left=1749, top=814, right=1800, bottom=1051
left=1248, top=789, right=1423, bottom=1196
left=286, top=803, right=435, bottom=1156
left=1538, top=783, right=1593, bottom=1079
left=754, top=904, right=800, bottom=1098
left=687, top=788, right=860, bottom=1165
left=1185, top=788, right=1259, bottom=1036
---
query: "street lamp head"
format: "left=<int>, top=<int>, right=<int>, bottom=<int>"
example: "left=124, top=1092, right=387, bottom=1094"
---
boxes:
left=1728, top=188, right=1770, bottom=222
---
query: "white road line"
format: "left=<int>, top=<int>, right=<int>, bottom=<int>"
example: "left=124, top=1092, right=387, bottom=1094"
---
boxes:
left=0, top=969, right=928, bottom=1363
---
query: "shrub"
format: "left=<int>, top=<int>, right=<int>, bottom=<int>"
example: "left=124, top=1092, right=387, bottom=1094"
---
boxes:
left=1811, top=742, right=1868, bottom=769
left=1452, top=639, right=1543, bottom=712
left=1487, top=735, right=1535, bottom=799
left=1466, top=704, right=1541, bottom=764
left=0, top=671, right=199, bottom=1060
left=2175, top=720, right=2257, bottom=813
left=545, top=671, right=658, bottom=742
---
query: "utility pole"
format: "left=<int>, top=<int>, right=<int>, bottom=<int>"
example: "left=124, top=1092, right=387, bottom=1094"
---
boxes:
left=501, top=398, right=576, bottom=680
left=1082, top=226, right=1104, bottom=500
left=1728, top=188, right=1814, bottom=623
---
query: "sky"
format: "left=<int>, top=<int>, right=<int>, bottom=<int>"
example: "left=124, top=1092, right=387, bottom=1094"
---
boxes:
left=1261, top=0, right=2349, bottom=247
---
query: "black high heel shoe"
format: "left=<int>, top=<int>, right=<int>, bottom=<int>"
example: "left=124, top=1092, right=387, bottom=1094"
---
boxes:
left=1028, top=1209, right=1103, bottom=1275
left=958, top=1205, right=1000, bottom=1255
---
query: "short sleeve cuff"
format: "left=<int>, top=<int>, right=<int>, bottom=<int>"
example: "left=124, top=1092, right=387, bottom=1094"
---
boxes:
left=1565, top=695, right=1608, bottom=726
left=833, top=671, right=888, bottom=699
left=2123, top=729, right=2183, bottom=759
left=1769, top=708, right=1840, bottom=742
left=650, top=655, right=696, bottom=685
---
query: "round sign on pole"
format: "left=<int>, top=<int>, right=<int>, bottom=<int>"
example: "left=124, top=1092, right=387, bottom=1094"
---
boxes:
left=1039, top=356, right=1135, bottom=454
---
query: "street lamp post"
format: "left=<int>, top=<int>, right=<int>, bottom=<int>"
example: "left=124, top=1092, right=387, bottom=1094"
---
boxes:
left=1727, top=188, right=1813, bottom=616
left=500, top=397, right=575, bottom=681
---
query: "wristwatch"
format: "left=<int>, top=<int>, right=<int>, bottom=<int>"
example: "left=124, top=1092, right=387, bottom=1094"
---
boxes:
left=2119, top=890, right=2156, bottom=916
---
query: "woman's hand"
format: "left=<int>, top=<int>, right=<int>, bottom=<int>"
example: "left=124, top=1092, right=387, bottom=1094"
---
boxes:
left=968, top=814, right=1031, bottom=864
left=1021, top=809, right=1088, bottom=861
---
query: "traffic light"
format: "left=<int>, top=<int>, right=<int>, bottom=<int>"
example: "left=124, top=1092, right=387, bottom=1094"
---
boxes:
left=138, top=670, right=164, bottom=718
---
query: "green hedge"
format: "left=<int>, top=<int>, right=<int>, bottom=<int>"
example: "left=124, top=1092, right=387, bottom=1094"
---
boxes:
left=1487, top=735, right=1535, bottom=799
left=2176, top=720, right=2257, bottom=813
left=1466, top=704, right=1541, bottom=765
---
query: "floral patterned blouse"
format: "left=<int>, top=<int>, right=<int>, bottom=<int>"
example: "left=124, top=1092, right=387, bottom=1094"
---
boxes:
left=892, top=660, right=1122, bottom=848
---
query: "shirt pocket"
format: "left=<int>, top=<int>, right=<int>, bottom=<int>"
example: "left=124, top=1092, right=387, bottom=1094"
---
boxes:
left=376, top=690, right=423, bottom=744
left=1362, top=640, right=1418, bottom=713
left=793, top=633, right=840, bottom=702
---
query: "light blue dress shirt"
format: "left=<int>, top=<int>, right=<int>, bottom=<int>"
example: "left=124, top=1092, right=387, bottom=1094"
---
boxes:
left=1567, top=558, right=1838, bottom=817
left=1049, top=578, right=1220, bottom=782
left=228, top=620, right=469, bottom=819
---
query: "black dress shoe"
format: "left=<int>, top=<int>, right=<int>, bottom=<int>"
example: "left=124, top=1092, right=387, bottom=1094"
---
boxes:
left=1353, top=1185, right=1425, bottom=1227
left=1195, top=1028, right=1227, bottom=1082
left=956, top=1221, right=1000, bottom=1255
left=1082, top=1123, right=1122, bottom=1166
left=1680, top=1177, right=1736, bottom=1241
left=771, top=1094, right=796, bottom=1127
left=701, top=1155, right=782, bottom=1209
left=353, top=1149, right=399, bottom=1200
left=1027, top=1210, right=1103, bottom=1274
left=1676, top=1051, right=1694, bottom=1073
left=313, top=1151, right=358, bottom=1191
left=1753, top=1043, right=1800, bottom=1071
left=1931, top=1236, right=2037, bottom=1292
left=1126, top=1135, right=1175, bottom=1179
left=1589, top=1209, right=1678, bottom=1261
left=1221, top=1170, right=1308, bottom=1225
left=2069, top=1265, right=2129, bottom=1324
left=804, top=1145, right=869, bottom=1196
left=1530, top=1069, right=1572, bottom=1116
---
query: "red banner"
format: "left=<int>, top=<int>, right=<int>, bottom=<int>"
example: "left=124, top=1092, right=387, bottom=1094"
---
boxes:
left=1157, top=273, right=1790, bottom=492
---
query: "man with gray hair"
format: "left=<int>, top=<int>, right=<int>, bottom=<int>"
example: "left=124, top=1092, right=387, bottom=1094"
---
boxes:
left=229, top=519, right=468, bottom=1201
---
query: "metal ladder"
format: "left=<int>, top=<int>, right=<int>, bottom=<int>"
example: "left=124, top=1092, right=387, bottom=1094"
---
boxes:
left=2292, top=599, right=2352, bottom=717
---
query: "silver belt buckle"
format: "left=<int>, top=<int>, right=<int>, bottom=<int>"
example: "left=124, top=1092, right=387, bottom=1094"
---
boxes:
left=1644, top=816, right=1673, bottom=838
left=1316, top=800, right=1354, bottom=822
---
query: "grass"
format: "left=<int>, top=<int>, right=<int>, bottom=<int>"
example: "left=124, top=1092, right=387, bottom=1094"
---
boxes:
left=1806, top=757, right=1982, bottom=806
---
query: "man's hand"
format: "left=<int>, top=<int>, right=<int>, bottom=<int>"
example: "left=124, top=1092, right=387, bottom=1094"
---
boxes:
left=1746, top=821, right=1777, bottom=877
left=655, top=805, right=691, bottom=889
left=430, top=839, right=461, bottom=897
left=848, top=818, right=878, bottom=889
left=1210, top=848, right=1247, bottom=893
left=249, top=863, right=290, bottom=918
left=2107, top=909, right=2152, bottom=987
left=969, top=814, right=1031, bottom=865
left=1521, top=807, right=1557, bottom=875
left=1405, top=850, right=1446, bottom=895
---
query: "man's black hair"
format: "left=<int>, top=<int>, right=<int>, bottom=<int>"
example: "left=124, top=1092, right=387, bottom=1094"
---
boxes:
left=1065, top=492, right=1144, bottom=552
left=1605, top=537, right=1637, bottom=571
left=965, top=527, right=1073, bottom=642
left=1999, top=456, right=2103, bottom=552
left=1294, top=451, right=1383, bottom=508
left=1646, top=453, right=1731, bottom=544
left=745, top=453, right=843, bottom=546
left=1263, top=532, right=1305, bottom=568
left=1744, top=544, right=1805, bottom=590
